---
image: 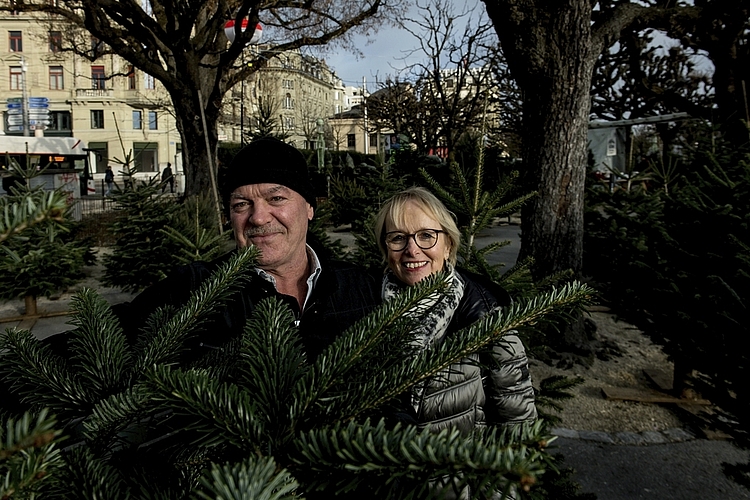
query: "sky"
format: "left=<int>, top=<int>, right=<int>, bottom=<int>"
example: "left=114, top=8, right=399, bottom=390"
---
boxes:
left=323, top=27, right=421, bottom=92
left=319, top=0, right=483, bottom=93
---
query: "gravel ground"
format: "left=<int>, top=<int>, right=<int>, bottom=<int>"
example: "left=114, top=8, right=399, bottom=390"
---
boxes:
left=529, top=310, right=686, bottom=433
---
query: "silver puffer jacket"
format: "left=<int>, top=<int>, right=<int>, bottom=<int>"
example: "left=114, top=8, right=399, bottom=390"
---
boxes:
left=415, top=270, right=537, bottom=434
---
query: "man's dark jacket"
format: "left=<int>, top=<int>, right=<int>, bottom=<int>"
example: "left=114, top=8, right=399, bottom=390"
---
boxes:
left=115, top=250, right=381, bottom=361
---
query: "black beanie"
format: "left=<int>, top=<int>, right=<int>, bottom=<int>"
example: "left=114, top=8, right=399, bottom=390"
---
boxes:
left=221, top=137, right=316, bottom=209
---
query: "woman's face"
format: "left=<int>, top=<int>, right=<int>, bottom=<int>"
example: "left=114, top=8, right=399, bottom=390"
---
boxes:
left=385, top=200, right=451, bottom=286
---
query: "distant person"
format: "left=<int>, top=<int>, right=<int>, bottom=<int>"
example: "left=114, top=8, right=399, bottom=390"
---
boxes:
left=104, top=166, right=114, bottom=197
left=161, top=162, right=174, bottom=193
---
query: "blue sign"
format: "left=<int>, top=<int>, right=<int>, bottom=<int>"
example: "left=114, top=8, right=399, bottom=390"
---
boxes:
left=6, top=102, right=22, bottom=109
left=28, top=97, right=49, bottom=103
left=28, top=102, right=49, bottom=108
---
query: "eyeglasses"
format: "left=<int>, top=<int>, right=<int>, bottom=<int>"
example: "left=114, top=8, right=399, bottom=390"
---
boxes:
left=384, top=229, right=444, bottom=251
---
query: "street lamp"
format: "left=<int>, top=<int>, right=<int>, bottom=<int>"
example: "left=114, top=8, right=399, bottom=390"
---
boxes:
left=225, top=20, right=262, bottom=145
left=316, top=117, right=325, bottom=172
left=20, top=56, right=29, bottom=137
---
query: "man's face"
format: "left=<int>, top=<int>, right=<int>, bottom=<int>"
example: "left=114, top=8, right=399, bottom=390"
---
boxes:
left=229, top=183, right=314, bottom=271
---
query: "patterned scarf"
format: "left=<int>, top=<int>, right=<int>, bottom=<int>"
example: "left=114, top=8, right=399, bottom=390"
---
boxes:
left=381, top=264, right=465, bottom=349
left=382, top=264, right=465, bottom=411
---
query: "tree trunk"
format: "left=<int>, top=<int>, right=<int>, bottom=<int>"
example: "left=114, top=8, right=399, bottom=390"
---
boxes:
left=172, top=90, right=222, bottom=200
left=484, top=1, right=596, bottom=280
left=519, top=64, right=593, bottom=280
left=24, top=295, right=38, bottom=316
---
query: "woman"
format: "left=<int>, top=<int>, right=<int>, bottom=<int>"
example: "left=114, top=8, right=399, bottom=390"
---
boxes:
left=373, top=187, right=537, bottom=434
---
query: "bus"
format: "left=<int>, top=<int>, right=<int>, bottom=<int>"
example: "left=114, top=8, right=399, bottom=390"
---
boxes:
left=0, top=136, right=91, bottom=216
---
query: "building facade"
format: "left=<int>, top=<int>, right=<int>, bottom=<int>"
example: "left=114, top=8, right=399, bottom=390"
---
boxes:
left=1, top=12, right=183, bottom=193
left=219, top=48, right=346, bottom=151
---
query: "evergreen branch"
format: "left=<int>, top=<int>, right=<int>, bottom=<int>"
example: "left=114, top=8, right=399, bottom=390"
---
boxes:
left=0, top=329, right=91, bottom=413
left=330, top=281, right=595, bottom=419
left=67, top=288, right=132, bottom=394
left=146, top=366, right=264, bottom=452
left=0, top=189, right=68, bottom=244
left=81, top=384, right=154, bottom=445
left=535, top=375, right=585, bottom=423
left=419, top=168, right=464, bottom=217
left=195, top=456, right=299, bottom=500
left=293, top=419, right=552, bottom=497
left=45, top=446, right=131, bottom=500
left=0, top=409, right=63, bottom=499
left=289, top=273, right=451, bottom=425
left=237, top=297, right=307, bottom=438
left=135, top=247, right=258, bottom=372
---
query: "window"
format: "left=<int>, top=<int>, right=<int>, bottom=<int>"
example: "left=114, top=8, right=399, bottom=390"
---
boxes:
left=282, top=79, right=294, bottom=89
left=283, top=116, right=294, bottom=131
left=369, top=133, right=377, bottom=149
left=9, top=31, right=22, bottom=52
left=143, top=73, right=155, bottom=90
left=88, top=142, right=109, bottom=173
left=49, top=66, right=63, bottom=90
left=49, top=31, right=62, bottom=52
left=48, top=111, right=71, bottom=132
left=134, top=142, right=158, bottom=172
left=91, top=109, right=104, bottom=129
left=9, top=66, right=22, bottom=90
left=91, top=66, right=106, bottom=90
left=347, top=134, right=356, bottom=148
left=148, top=111, right=157, bottom=130
left=127, top=66, right=136, bottom=90
left=132, top=111, right=142, bottom=129
left=283, top=93, right=294, bottom=109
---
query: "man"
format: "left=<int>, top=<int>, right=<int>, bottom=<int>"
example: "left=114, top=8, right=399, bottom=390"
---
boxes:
left=119, top=137, right=379, bottom=360
left=104, top=165, right=114, bottom=196
left=161, top=162, right=174, bottom=193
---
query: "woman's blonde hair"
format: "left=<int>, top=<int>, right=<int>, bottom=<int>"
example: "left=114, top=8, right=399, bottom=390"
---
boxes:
left=373, top=187, right=461, bottom=265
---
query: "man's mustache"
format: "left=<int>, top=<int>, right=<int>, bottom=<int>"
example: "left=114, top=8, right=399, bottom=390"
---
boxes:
left=244, top=225, right=284, bottom=237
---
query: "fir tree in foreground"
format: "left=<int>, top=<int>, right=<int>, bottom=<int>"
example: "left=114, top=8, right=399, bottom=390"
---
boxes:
left=1, top=248, right=594, bottom=498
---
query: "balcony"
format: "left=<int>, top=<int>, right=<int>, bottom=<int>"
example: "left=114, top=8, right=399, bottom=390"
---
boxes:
left=75, top=89, right=114, bottom=98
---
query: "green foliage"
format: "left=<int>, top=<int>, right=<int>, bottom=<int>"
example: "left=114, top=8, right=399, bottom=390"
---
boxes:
left=0, top=157, right=89, bottom=304
left=584, top=124, right=750, bottom=454
left=161, top=193, right=230, bottom=265
left=534, top=375, right=585, bottom=426
left=0, top=409, right=63, bottom=499
left=0, top=248, right=595, bottom=498
left=101, top=155, right=180, bottom=293
left=327, top=159, right=406, bottom=232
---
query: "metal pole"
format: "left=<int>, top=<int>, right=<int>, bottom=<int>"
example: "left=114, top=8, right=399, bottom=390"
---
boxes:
left=362, top=76, right=369, bottom=154
left=21, top=56, right=29, bottom=137
left=240, top=52, right=245, bottom=145
left=197, top=91, right=224, bottom=234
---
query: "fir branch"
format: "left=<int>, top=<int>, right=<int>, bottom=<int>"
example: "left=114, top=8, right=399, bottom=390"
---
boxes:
left=237, top=297, right=307, bottom=438
left=0, top=409, right=63, bottom=498
left=134, top=247, right=258, bottom=372
left=81, top=384, right=154, bottom=446
left=0, top=189, right=68, bottom=244
left=0, top=329, right=91, bottom=414
left=535, top=375, right=585, bottom=424
left=293, top=419, right=552, bottom=498
left=195, top=456, right=299, bottom=500
left=289, top=273, right=451, bottom=425
left=44, top=446, right=131, bottom=500
left=327, top=281, right=594, bottom=420
left=145, top=366, right=264, bottom=452
left=67, top=288, right=132, bottom=394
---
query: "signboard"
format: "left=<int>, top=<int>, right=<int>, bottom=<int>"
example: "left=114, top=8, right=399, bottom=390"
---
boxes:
left=6, top=97, right=50, bottom=132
